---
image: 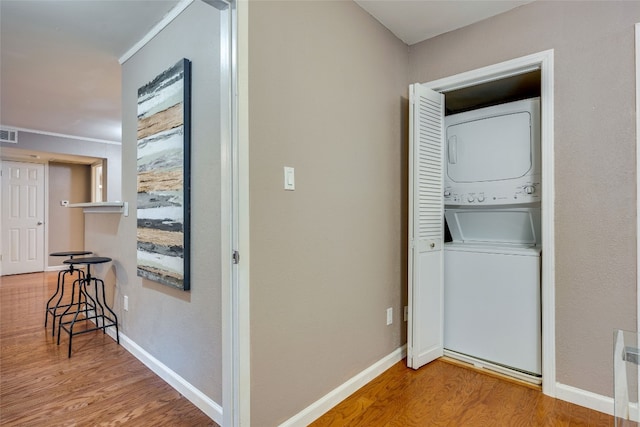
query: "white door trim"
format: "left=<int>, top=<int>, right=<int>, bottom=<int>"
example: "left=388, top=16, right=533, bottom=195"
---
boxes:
left=221, top=0, right=249, bottom=425
left=422, top=49, right=556, bottom=397
left=228, top=1, right=251, bottom=426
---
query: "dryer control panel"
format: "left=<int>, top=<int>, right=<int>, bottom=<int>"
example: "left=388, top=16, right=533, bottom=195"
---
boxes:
left=444, top=180, right=541, bottom=206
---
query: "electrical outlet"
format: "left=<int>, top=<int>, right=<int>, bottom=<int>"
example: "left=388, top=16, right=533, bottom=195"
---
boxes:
left=404, top=306, right=408, bottom=322
left=386, top=307, right=393, bottom=325
left=124, top=295, right=129, bottom=311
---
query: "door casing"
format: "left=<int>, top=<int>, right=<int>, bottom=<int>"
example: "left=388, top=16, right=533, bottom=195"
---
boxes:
left=415, top=49, right=556, bottom=397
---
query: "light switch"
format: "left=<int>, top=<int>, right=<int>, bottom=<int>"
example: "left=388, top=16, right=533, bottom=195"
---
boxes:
left=284, top=166, right=295, bottom=190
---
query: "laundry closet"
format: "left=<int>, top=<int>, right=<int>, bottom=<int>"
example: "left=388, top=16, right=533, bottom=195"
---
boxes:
left=408, top=70, right=543, bottom=384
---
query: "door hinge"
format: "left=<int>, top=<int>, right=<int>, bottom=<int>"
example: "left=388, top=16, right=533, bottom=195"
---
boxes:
left=232, top=250, right=240, bottom=264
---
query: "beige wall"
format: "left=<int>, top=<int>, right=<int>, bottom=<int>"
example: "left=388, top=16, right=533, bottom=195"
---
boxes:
left=408, top=1, right=640, bottom=397
left=72, top=0, right=640, bottom=423
left=116, top=0, right=223, bottom=403
left=248, top=1, right=409, bottom=424
left=47, top=162, right=89, bottom=266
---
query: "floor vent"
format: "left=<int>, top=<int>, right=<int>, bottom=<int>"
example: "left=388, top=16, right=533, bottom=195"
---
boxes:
left=0, top=128, right=18, bottom=143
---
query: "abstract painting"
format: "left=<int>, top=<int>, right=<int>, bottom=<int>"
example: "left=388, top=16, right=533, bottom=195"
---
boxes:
left=136, top=58, right=191, bottom=291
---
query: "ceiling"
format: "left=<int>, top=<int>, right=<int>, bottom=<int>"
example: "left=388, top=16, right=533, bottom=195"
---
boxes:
left=0, top=0, right=180, bottom=143
left=354, top=0, right=534, bottom=45
left=0, top=0, right=533, bottom=146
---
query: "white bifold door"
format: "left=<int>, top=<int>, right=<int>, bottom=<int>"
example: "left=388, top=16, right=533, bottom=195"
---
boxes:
left=407, top=84, right=445, bottom=369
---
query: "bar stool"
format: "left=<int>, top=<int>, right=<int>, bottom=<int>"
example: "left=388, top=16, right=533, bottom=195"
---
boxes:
left=45, top=250, right=93, bottom=336
left=57, top=257, right=119, bottom=357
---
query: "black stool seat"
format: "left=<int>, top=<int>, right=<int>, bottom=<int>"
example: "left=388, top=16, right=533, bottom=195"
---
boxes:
left=50, top=251, right=92, bottom=257
left=45, top=250, right=93, bottom=336
left=64, top=256, right=112, bottom=266
left=57, top=256, right=119, bottom=357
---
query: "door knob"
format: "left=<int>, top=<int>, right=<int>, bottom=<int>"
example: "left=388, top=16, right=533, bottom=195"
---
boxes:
left=37, top=221, right=43, bottom=225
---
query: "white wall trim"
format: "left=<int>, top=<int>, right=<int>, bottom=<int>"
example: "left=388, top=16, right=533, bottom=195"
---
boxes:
left=118, top=0, right=195, bottom=64
left=279, top=346, right=407, bottom=427
left=112, top=332, right=223, bottom=425
left=46, top=265, right=69, bottom=272
left=555, top=382, right=614, bottom=416
left=557, top=380, right=640, bottom=421
left=421, top=49, right=556, bottom=397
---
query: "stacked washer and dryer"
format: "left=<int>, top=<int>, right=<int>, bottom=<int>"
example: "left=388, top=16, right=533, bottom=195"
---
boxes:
left=442, top=98, right=542, bottom=382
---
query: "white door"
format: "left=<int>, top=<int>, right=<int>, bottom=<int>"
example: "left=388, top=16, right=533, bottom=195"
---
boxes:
left=408, top=84, right=445, bottom=369
left=1, top=161, right=46, bottom=275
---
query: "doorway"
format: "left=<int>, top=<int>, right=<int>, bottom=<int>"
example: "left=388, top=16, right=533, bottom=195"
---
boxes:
left=408, top=49, right=556, bottom=396
left=1, top=160, right=45, bottom=275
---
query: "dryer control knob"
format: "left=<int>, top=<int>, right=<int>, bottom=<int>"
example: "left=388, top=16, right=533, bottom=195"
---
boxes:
left=477, top=195, right=485, bottom=202
left=444, top=190, right=451, bottom=197
left=524, top=185, right=535, bottom=195
left=467, top=195, right=475, bottom=203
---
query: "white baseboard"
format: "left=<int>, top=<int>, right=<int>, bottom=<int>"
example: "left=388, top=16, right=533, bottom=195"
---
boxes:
left=279, top=345, right=407, bottom=427
left=46, top=265, right=69, bottom=272
left=555, top=382, right=614, bottom=416
left=107, top=330, right=223, bottom=425
left=556, top=382, right=640, bottom=421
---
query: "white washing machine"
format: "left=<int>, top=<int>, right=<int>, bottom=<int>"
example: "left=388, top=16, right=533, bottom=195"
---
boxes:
left=444, top=242, right=541, bottom=376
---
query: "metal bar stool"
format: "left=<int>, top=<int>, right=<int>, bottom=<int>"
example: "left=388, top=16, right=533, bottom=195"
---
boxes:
left=57, top=257, right=119, bottom=357
left=45, top=250, right=93, bottom=336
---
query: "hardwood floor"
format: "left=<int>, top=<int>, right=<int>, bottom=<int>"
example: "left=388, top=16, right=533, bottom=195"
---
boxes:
left=311, top=359, right=615, bottom=427
left=0, top=272, right=618, bottom=427
left=0, top=271, right=217, bottom=426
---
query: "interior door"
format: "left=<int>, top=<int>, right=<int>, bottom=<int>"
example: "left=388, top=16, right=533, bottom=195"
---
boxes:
left=408, top=83, right=444, bottom=369
left=1, top=161, right=45, bottom=275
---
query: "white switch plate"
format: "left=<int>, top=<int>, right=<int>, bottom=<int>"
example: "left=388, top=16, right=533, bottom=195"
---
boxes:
left=386, top=307, right=393, bottom=325
left=284, top=167, right=295, bottom=190
left=124, top=295, right=129, bottom=311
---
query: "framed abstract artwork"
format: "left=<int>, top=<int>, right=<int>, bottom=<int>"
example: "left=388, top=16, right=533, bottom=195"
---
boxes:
left=136, top=58, right=191, bottom=291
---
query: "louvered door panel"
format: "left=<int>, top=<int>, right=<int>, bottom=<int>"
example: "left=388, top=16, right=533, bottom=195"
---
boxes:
left=416, top=95, right=443, bottom=245
left=408, top=84, right=444, bottom=369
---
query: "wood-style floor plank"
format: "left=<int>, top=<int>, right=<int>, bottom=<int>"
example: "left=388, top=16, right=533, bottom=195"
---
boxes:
left=0, top=272, right=217, bottom=426
left=1, top=272, right=620, bottom=426
left=312, top=359, right=616, bottom=427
